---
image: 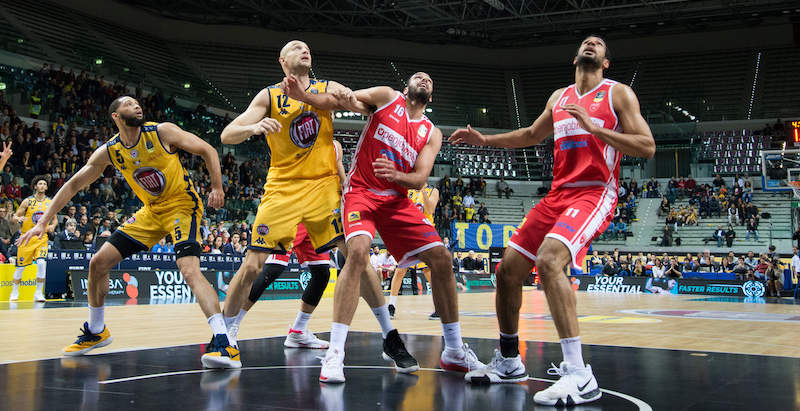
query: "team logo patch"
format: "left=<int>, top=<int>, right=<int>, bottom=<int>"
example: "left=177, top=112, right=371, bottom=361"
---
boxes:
left=593, top=90, right=606, bottom=103
left=289, top=112, right=321, bottom=149
left=333, top=208, right=341, bottom=217
left=310, top=89, right=319, bottom=94
left=299, top=271, right=312, bottom=290
left=417, top=125, right=428, bottom=138
left=130, top=149, right=138, bottom=159
left=348, top=211, right=361, bottom=222
left=32, top=210, right=44, bottom=224
left=257, top=224, right=269, bottom=236
left=126, top=215, right=136, bottom=224
left=132, top=167, right=167, bottom=196
left=145, top=140, right=155, bottom=152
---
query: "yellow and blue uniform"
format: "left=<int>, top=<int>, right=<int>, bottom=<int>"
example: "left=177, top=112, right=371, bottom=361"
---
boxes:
left=106, top=122, right=203, bottom=252
left=16, top=195, right=51, bottom=267
left=408, top=187, right=435, bottom=270
left=250, top=79, right=342, bottom=254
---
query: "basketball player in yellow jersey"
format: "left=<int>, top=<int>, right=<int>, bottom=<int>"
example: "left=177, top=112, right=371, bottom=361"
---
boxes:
left=220, top=40, right=414, bottom=369
left=19, top=96, right=239, bottom=368
left=10, top=176, right=57, bottom=302
left=387, top=184, right=439, bottom=318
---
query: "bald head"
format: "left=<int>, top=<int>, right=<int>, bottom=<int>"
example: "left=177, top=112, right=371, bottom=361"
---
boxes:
left=279, top=40, right=312, bottom=74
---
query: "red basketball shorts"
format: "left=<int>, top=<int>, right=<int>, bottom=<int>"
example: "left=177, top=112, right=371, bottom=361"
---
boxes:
left=265, top=223, right=330, bottom=267
left=508, top=185, right=617, bottom=270
left=343, top=189, right=442, bottom=268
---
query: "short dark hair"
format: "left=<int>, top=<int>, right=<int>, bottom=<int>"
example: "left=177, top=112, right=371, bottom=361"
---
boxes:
left=583, top=34, right=610, bottom=60
left=32, top=175, right=48, bottom=187
left=108, top=96, right=129, bottom=118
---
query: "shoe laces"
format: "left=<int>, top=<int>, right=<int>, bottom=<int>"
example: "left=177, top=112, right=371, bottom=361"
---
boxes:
left=462, top=344, right=481, bottom=371
left=75, top=325, right=100, bottom=344
left=486, top=349, right=505, bottom=369
left=318, top=350, right=343, bottom=368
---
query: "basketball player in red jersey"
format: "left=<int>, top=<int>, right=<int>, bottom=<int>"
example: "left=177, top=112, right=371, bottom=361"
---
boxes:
left=315, top=72, right=484, bottom=383
left=451, top=36, right=655, bottom=406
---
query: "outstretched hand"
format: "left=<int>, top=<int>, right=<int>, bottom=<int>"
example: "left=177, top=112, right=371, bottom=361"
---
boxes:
left=16, top=223, right=45, bottom=247
left=0, top=141, right=12, bottom=162
left=448, top=125, right=486, bottom=146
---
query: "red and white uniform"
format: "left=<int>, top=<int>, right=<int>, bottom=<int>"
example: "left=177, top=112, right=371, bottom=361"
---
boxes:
left=509, top=79, right=621, bottom=270
left=265, top=223, right=331, bottom=267
left=343, top=91, right=443, bottom=268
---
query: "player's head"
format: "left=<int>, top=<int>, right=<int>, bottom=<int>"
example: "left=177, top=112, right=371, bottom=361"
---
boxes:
left=404, top=72, right=433, bottom=105
left=573, top=35, right=610, bottom=71
left=109, top=96, right=145, bottom=128
left=279, top=40, right=312, bottom=73
left=32, top=175, right=48, bottom=193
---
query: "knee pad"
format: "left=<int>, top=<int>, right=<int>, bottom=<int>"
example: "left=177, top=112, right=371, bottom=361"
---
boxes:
left=301, top=265, right=331, bottom=307
left=247, top=263, right=285, bottom=303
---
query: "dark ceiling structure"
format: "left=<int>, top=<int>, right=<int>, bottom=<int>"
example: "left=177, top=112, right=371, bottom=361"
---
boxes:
left=126, top=0, right=800, bottom=47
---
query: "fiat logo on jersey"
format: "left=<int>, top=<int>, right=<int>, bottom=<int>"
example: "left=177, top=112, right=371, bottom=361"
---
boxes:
left=132, top=167, right=167, bottom=196
left=32, top=210, right=44, bottom=224
left=289, top=112, right=321, bottom=149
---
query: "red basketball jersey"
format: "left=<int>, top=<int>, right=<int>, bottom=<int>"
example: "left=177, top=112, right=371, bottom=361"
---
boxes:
left=345, top=91, right=434, bottom=197
left=550, top=79, right=621, bottom=192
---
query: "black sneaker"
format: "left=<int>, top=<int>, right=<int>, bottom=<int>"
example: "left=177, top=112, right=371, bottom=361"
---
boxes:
left=388, top=304, right=396, bottom=319
left=381, top=329, right=419, bottom=373
left=429, top=311, right=440, bottom=320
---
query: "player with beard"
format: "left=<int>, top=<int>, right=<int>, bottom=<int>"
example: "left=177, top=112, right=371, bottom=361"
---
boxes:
left=17, top=96, right=237, bottom=368
left=451, top=36, right=655, bottom=406
left=220, top=40, right=415, bottom=370
left=10, top=176, right=56, bottom=302
left=313, top=72, right=484, bottom=383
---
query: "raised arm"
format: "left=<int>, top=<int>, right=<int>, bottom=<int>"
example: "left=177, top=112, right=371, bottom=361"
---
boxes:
left=158, top=122, right=224, bottom=209
left=372, top=127, right=442, bottom=190
left=220, top=88, right=281, bottom=145
left=562, top=83, right=655, bottom=158
left=0, top=142, right=12, bottom=173
left=449, top=89, right=563, bottom=148
left=17, top=146, right=111, bottom=246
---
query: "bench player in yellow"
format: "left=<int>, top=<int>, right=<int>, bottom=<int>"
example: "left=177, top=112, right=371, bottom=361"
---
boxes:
left=386, top=184, right=439, bottom=318
left=220, top=40, right=417, bottom=371
left=11, top=175, right=57, bottom=302
left=18, top=96, right=239, bottom=368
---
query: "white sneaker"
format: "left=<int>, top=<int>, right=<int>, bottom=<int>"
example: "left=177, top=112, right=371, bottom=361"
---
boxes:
left=285, top=328, right=329, bottom=349
left=465, top=349, right=528, bottom=383
left=440, top=343, right=485, bottom=373
left=533, top=362, right=601, bottom=406
left=33, top=291, right=46, bottom=302
left=9, top=288, right=19, bottom=301
left=319, top=348, right=345, bottom=383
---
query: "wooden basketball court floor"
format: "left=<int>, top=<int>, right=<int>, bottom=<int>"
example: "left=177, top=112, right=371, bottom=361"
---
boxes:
left=1, top=289, right=799, bottom=410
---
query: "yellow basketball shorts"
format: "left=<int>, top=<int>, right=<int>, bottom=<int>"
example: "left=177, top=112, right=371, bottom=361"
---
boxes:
left=250, top=174, right=343, bottom=254
left=16, top=239, right=48, bottom=267
left=117, top=200, right=204, bottom=253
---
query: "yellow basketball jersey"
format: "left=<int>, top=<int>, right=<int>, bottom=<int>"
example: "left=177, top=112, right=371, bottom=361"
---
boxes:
left=409, top=187, right=434, bottom=224
left=106, top=122, right=200, bottom=212
left=21, top=195, right=51, bottom=234
left=265, top=79, right=336, bottom=182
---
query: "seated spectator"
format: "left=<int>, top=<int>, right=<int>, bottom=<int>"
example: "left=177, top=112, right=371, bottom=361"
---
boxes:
left=462, top=251, right=483, bottom=272
left=54, top=218, right=81, bottom=248
left=602, top=260, right=618, bottom=276
left=712, top=173, right=725, bottom=190
left=209, top=236, right=224, bottom=254
left=746, top=217, right=759, bottom=241
left=151, top=238, right=169, bottom=253
left=496, top=178, right=513, bottom=199
left=685, top=208, right=698, bottom=226
left=664, top=258, right=682, bottom=278
left=462, top=191, right=475, bottom=209
left=464, top=204, right=476, bottom=222
left=754, top=254, right=769, bottom=281
left=452, top=251, right=462, bottom=272
left=615, top=217, right=627, bottom=240
left=604, top=221, right=616, bottom=240
left=699, top=250, right=713, bottom=271
left=732, top=257, right=749, bottom=279
left=618, top=262, right=631, bottom=277
left=83, top=231, right=95, bottom=251
left=223, top=232, right=244, bottom=255
left=719, top=256, right=735, bottom=273
left=590, top=251, right=603, bottom=271
left=477, top=202, right=490, bottom=223
left=745, top=251, right=758, bottom=270
left=651, top=258, right=665, bottom=278
left=632, top=259, right=645, bottom=276
left=724, top=224, right=736, bottom=248
left=0, top=204, right=18, bottom=259
left=657, top=197, right=670, bottom=217
left=709, top=225, right=725, bottom=248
